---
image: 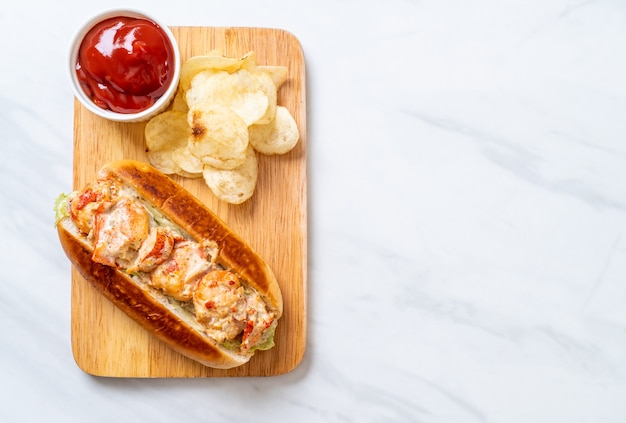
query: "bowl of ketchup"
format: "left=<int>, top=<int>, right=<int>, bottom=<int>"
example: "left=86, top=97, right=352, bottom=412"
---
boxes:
left=69, top=9, right=181, bottom=122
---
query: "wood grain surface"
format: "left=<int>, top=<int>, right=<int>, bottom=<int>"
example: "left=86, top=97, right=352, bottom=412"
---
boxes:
left=70, top=26, right=307, bottom=377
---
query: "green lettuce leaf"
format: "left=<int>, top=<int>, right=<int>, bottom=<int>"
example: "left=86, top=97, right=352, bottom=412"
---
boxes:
left=54, top=193, right=70, bottom=225
left=250, top=321, right=277, bottom=352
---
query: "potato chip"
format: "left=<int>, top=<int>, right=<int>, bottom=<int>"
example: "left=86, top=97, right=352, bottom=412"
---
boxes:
left=255, top=65, right=288, bottom=89
left=187, top=105, right=249, bottom=170
left=145, top=110, right=189, bottom=152
left=238, top=51, right=286, bottom=89
left=202, top=146, right=258, bottom=204
left=185, top=69, right=228, bottom=108
left=169, top=88, right=188, bottom=113
left=249, top=106, right=299, bottom=155
left=179, top=53, right=244, bottom=93
left=172, top=145, right=203, bottom=174
left=144, top=50, right=295, bottom=204
left=237, top=51, right=259, bottom=71
left=252, top=71, right=278, bottom=125
left=147, top=150, right=181, bottom=175
left=186, top=69, right=276, bottom=126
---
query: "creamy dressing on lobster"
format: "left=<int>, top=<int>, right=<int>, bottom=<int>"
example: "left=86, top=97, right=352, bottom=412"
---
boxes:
left=62, top=178, right=276, bottom=353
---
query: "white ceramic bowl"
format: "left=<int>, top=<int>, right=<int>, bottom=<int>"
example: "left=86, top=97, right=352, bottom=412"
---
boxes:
left=68, top=9, right=181, bottom=123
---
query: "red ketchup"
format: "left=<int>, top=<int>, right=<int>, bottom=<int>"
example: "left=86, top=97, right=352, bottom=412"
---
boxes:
left=76, top=17, right=175, bottom=113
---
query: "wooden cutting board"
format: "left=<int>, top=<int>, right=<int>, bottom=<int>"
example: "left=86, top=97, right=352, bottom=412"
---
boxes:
left=70, top=26, right=307, bottom=377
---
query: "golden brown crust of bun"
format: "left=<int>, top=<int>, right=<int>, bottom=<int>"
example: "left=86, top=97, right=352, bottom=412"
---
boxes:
left=99, top=160, right=283, bottom=316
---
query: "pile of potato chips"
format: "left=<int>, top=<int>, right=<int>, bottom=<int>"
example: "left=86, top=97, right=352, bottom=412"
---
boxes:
left=145, top=50, right=299, bottom=204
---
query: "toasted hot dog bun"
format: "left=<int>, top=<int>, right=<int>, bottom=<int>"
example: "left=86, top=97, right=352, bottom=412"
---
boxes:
left=56, top=160, right=282, bottom=369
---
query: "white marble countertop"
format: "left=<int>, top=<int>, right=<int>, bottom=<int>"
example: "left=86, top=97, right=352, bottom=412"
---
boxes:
left=2, top=0, right=626, bottom=421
